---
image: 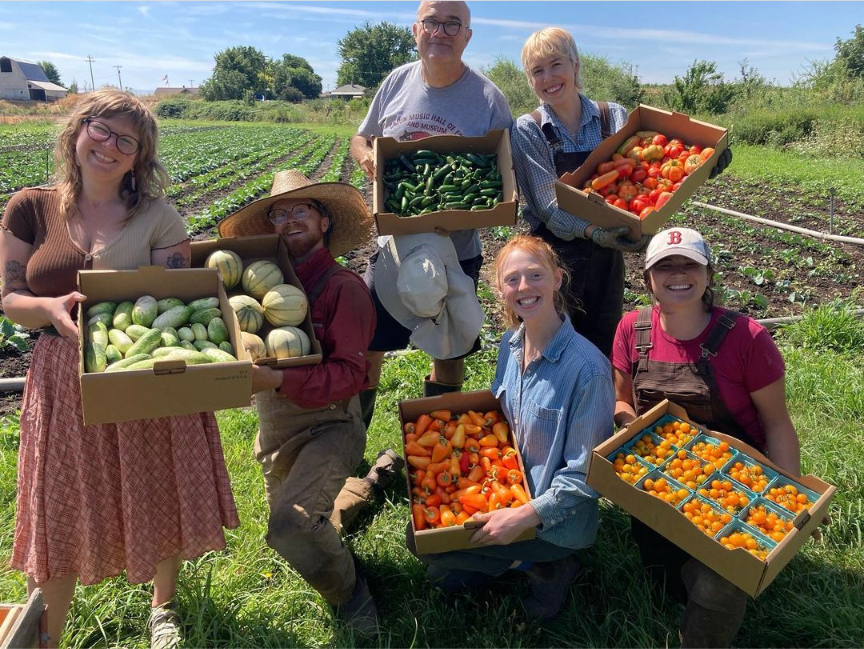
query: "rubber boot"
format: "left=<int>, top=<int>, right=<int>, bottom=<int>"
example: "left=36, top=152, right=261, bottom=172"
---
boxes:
left=423, top=375, right=462, bottom=397
left=679, top=600, right=744, bottom=648
left=358, top=387, right=378, bottom=431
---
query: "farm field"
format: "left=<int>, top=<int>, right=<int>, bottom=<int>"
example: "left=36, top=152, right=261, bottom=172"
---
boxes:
left=0, top=120, right=863, bottom=647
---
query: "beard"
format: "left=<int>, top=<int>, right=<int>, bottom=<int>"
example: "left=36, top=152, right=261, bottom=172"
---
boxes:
left=281, top=231, right=321, bottom=260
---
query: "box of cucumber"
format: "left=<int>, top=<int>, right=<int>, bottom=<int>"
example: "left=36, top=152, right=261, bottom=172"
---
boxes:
left=372, top=129, right=517, bottom=235
left=77, top=266, right=253, bottom=425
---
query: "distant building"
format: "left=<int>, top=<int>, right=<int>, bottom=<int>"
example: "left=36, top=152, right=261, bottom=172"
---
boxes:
left=328, top=84, right=366, bottom=100
left=153, top=86, right=200, bottom=97
left=0, top=56, right=67, bottom=101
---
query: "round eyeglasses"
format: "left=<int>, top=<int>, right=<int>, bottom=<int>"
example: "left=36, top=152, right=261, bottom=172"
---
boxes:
left=418, top=18, right=465, bottom=37
left=268, top=203, right=319, bottom=225
left=83, top=119, right=141, bottom=155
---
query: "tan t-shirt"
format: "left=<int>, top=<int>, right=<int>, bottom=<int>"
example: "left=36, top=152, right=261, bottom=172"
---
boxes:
left=1, top=187, right=188, bottom=297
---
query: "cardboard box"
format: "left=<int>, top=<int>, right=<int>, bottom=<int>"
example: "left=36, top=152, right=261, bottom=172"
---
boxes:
left=373, top=129, right=517, bottom=235
left=0, top=590, right=44, bottom=649
left=555, top=104, right=728, bottom=240
left=190, top=234, right=323, bottom=368
left=78, top=266, right=253, bottom=425
left=587, top=400, right=835, bottom=598
left=400, top=390, right=535, bottom=554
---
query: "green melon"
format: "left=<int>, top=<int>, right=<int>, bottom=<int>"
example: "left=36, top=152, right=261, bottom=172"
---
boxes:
left=242, top=260, right=284, bottom=300
left=229, top=294, right=264, bottom=334
left=205, top=249, right=243, bottom=290
left=265, top=326, right=311, bottom=359
left=262, top=284, right=308, bottom=327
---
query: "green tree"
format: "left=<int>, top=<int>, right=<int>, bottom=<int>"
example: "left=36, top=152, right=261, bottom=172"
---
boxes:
left=68, top=79, right=79, bottom=94
left=336, top=22, right=416, bottom=89
left=37, top=60, right=62, bottom=86
left=481, top=57, right=537, bottom=116
left=664, top=60, right=735, bottom=115
left=200, top=45, right=267, bottom=101
left=273, top=54, right=322, bottom=99
left=834, top=24, right=864, bottom=79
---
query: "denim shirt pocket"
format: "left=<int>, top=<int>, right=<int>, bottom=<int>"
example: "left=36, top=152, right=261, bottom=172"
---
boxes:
left=524, top=398, right=561, bottom=421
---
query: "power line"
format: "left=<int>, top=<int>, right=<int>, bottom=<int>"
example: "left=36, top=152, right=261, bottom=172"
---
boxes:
left=113, top=65, right=123, bottom=90
left=85, top=55, right=95, bottom=91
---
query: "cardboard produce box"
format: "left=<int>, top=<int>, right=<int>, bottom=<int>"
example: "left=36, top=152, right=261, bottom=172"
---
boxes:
left=78, top=266, right=252, bottom=426
left=400, top=390, right=535, bottom=555
left=191, top=234, right=323, bottom=368
left=555, top=104, right=728, bottom=240
left=373, top=129, right=517, bottom=235
left=587, top=400, right=835, bottom=598
left=0, top=590, right=44, bottom=649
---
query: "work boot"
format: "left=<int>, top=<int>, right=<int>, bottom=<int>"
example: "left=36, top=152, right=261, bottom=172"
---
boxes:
left=363, top=449, right=405, bottom=493
left=521, top=553, right=584, bottom=621
left=336, top=559, right=379, bottom=639
left=148, top=602, right=182, bottom=649
left=358, top=387, right=378, bottom=431
left=423, top=374, right=462, bottom=397
left=679, top=600, right=742, bottom=648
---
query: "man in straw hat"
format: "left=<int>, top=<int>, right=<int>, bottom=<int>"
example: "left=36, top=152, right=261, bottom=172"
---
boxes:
left=349, top=0, right=512, bottom=426
left=218, top=169, right=404, bottom=637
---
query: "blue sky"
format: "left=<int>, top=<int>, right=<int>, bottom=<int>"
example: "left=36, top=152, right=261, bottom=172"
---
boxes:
left=1, top=2, right=861, bottom=94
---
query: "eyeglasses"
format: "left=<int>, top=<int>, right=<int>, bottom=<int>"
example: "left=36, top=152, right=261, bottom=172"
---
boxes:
left=418, top=18, right=466, bottom=37
left=83, top=119, right=141, bottom=155
left=268, top=203, right=319, bottom=225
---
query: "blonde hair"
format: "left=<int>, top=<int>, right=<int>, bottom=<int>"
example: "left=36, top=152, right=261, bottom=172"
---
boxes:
left=495, top=234, right=570, bottom=329
left=54, top=88, right=169, bottom=219
left=521, top=27, right=583, bottom=92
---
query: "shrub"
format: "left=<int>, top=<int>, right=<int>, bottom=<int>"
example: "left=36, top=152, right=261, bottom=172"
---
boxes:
left=155, top=97, right=191, bottom=119
left=728, top=108, right=819, bottom=147
left=777, top=301, right=864, bottom=355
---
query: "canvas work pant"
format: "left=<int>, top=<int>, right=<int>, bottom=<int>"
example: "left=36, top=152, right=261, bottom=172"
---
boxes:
left=255, top=389, right=374, bottom=604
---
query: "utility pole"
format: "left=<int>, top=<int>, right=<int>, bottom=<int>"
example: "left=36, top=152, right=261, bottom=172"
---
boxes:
left=85, top=55, right=96, bottom=91
left=189, top=79, right=195, bottom=88
left=114, top=65, right=123, bottom=90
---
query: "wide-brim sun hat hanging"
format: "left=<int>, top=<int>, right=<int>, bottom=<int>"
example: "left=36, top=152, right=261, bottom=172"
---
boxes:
left=217, top=169, right=374, bottom=258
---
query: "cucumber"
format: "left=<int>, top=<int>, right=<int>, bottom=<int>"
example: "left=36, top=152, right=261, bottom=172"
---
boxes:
left=131, top=295, right=158, bottom=327
left=108, top=328, right=134, bottom=354
left=207, top=317, right=229, bottom=346
left=218, top=341, right=235, bottom=355
left=124, top=358, right=159, bottom=371
left=152, top=305, right=193, bottom=330
left=88, top=312, right=113, bottom=328
left=112, top=301, right=134, bottom=331
left=156, top=297, right=185, bottom=314
left=200, top=347, right=238, bottom=363
left=105, top=344, right=122, bottom=365
left=191, top=323, right=208, bottom=341
left=189, top=307, right=222, bottom=326
left=84, top=341, right=107, bottom=373
left=177, top=327, right=195, bottom=342
left=104, top=353, right=152, bottom=372
left=151, top=348, right=213, bottom=363
left=125, top=327, right=162, bottom=357
left=86, top=301, right=116, bottom=319
left=179, top=340, right=198, bottom=351
left=88, top=321, right=109, bottom=348
left=193, top=340, right=218, bottom=351
left=187, top=297, right=220, bottom=311
left=125, top=324, right=151, bottom=341
left=160, top=331, right=180, bottom=348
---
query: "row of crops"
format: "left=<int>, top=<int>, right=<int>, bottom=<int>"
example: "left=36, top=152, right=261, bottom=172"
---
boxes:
left=0, top=125, right=363, bottom=236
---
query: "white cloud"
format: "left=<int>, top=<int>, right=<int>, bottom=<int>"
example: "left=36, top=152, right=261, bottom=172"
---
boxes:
left=138, top=5, right=151, bottom=18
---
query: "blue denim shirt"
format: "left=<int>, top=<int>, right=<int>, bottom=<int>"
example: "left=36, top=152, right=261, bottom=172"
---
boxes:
left=492, top=314, right=615, bottom=549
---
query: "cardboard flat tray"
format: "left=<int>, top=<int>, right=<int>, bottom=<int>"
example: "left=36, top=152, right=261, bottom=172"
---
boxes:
left=400, top=390, right=535, bottom=554
left=77, top=267, right=252, bottom=425
left=587, top=400, right=835, bottom=598
left=555, top=104, right=728, bottom=240
left=372, top=129, right=517, bottom=235
left=190, top=234, right=323, bottom=368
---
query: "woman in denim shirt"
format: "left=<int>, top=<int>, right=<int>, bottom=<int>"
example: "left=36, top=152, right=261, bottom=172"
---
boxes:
left=407, top=234, right=614, bottom=621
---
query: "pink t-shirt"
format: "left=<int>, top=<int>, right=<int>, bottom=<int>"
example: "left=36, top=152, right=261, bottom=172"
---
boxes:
left=611, top=306, right=785, bottom=446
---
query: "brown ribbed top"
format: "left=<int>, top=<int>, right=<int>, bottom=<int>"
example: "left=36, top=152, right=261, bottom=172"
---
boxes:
left=1, top=187, right=188, bottom=297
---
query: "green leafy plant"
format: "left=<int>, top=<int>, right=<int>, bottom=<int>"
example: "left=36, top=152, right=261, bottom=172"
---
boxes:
left=0, top=316, right=29, bottom=352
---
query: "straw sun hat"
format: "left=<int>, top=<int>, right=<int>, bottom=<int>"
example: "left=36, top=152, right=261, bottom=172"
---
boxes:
left=217, top=170, right=374, bottom=257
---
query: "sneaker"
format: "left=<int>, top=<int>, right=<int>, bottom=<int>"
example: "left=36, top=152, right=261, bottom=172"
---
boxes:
left=522, top=554, right=584, bottom=621
left=336, top=560, right=379, bottom=639
left=148, top=602, right=181, bottom=649
left=363, top=449, right=405, bottom=493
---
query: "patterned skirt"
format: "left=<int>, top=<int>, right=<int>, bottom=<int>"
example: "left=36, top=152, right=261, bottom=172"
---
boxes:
left=11, top=334, right=240, bottom=586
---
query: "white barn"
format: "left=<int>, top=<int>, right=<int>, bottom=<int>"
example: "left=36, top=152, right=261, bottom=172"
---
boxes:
left=0, top=56, right=68, bottom=101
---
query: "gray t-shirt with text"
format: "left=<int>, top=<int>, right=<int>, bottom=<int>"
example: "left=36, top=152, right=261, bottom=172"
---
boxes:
left=360, top=60, right=513, bottom=260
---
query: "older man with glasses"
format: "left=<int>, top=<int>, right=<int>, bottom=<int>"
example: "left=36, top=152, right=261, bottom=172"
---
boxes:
left=349, top=0, right=513, bottom=429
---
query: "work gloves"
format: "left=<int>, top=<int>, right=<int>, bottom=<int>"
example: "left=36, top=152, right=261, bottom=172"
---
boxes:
left=590, top=226, right=652, bottom=252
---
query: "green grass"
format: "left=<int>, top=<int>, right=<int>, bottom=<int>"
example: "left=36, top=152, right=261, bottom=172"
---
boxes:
left=0, top=298, right=862, bottom=647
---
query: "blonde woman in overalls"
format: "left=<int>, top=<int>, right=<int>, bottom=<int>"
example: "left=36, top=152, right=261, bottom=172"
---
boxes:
left=611, top=227, right=802, bottom=647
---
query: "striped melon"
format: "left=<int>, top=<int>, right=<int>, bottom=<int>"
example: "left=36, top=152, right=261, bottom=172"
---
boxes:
left=229, top=294, right=264, bottom=334
left=242, top=260, right=284, bottom=300
left=265, top=326, right=311, bottom=359
left=205, top=249, right=243, bottom=290
left=262, top=284, right=308, bottom=326
left=240, top=332, right=267, bottom=360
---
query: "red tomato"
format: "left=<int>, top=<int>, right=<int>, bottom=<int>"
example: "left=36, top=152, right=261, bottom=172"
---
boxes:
left=616, top=164, right=634, bottom=179
left=631, top=168, right=648, bottom=183
left=665, top=143, right=684, bottom=159
left=652, top=134, right=668, bottom=147
left=613, top=198, right=629, bottom=211
left=630, top=196, right=650, bottom=214
left=688, top=145, right=703, bottom=156
left=617, top=181, right=638, bottom=201
left=605, top=194, right=619, bottom=205
left=642, top=177, right=658, bottom=190
left=684, top=154, right=704, bottom=175
left=672, top=181, right=683, bottom=191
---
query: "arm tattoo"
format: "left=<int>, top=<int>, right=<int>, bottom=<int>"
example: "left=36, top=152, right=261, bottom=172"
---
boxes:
left=2, top=260, right=28, bottom=290
left=165, top=253, right=189, bottom=269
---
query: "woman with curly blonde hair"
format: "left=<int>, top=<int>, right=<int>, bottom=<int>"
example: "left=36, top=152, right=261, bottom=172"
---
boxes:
left=0, top=89, right=238, bottom=648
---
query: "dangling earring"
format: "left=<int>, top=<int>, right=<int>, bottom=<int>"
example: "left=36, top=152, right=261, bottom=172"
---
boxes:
left=130, top=170, right=137, bottom=192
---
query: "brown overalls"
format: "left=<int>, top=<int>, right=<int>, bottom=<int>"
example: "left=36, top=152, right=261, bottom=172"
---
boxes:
left=630, top=306, right=753, bottom=648
left=254, top=266, right=374, bottom=605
